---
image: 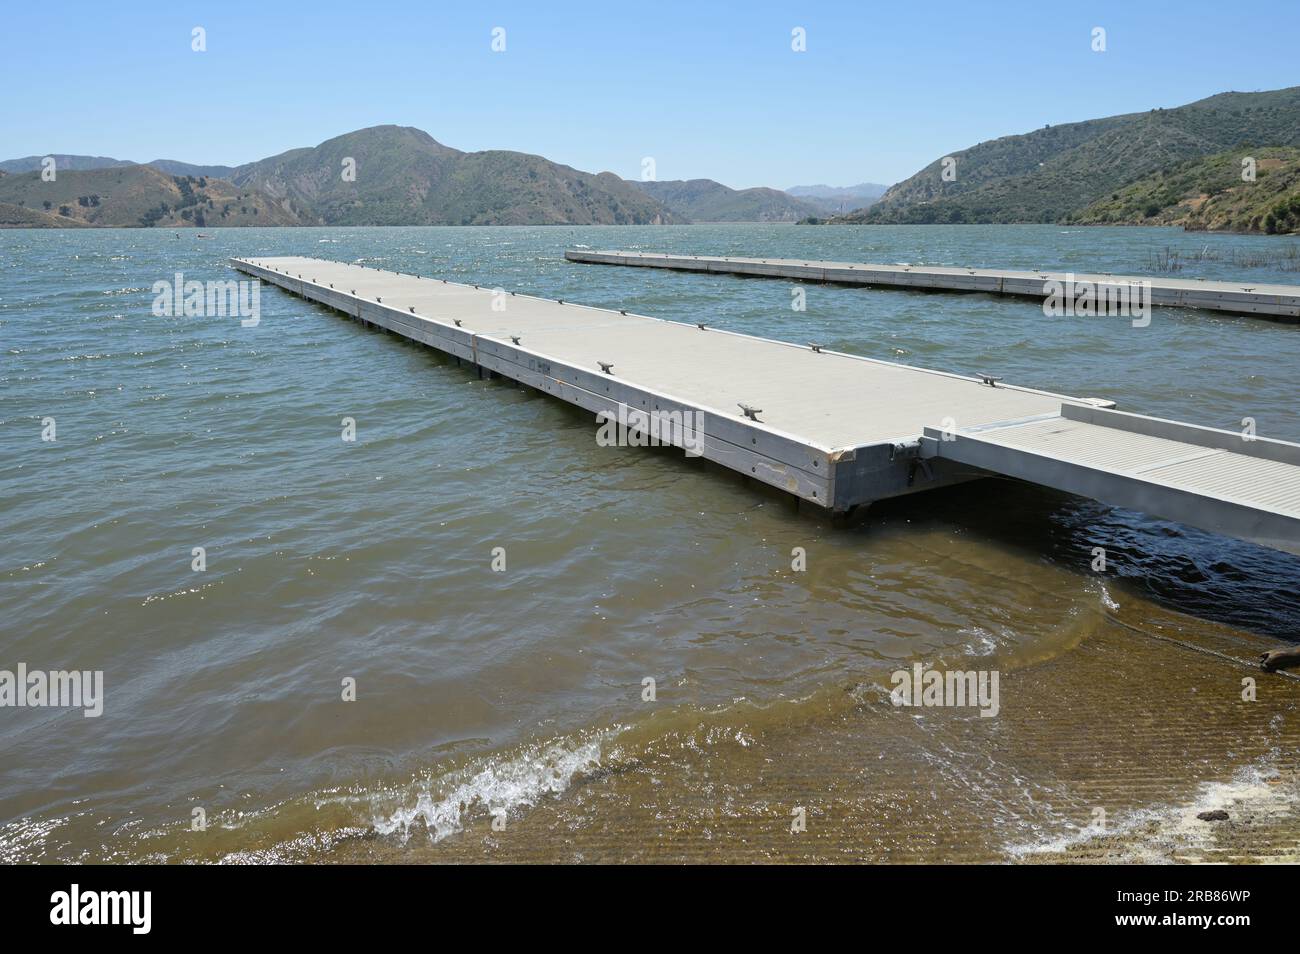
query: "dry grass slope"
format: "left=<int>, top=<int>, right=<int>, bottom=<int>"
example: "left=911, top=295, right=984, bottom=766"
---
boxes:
left=0, top=166, right=307, bottom=228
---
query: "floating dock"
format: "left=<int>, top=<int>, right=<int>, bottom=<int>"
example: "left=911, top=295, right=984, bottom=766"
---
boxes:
left=564, top=249, right=1300, bottom=320
left=232, top=256, right=1300, bottom=555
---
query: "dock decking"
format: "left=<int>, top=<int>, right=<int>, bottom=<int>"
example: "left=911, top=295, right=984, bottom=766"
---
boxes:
left=232, top=256, right=1300, bottom=555
left=564, top=249, right=1300, bottom=320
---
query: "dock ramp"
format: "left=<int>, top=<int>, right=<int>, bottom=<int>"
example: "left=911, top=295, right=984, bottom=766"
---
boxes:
left=922, top=404, right=1300, bottom=555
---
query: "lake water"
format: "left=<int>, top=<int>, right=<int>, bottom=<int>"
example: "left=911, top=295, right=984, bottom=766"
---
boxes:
left=2, top=223, right=1298, bottom=863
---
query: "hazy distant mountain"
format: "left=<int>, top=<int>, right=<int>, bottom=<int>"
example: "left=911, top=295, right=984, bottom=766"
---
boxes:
left=0, top=165, right=307, bottom=228
left=0, top=154, right=134, bottom=174
left=0, top=155, right=237, bottom=180
left=228, top=125, right=679, bottom=225
left=632, top=178, right=821, bottom=222
left=786, top=182, right=888, bottom=214
left=839, top=86, right=1300, bottom=225
left=788, top=183, right=889, bottom=199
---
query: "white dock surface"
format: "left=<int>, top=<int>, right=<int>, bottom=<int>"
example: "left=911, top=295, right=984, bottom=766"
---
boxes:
left=565, top=249, right=1300, bottom=319
left=233, top=256, right=1300, bottom=555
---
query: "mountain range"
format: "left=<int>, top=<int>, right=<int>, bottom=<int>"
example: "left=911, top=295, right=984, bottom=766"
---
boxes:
left=0, top=127, right=870, bottom=228
left=838, top=86, right=1300, bottom=232
left=9, top=87, right=1298, bottom=234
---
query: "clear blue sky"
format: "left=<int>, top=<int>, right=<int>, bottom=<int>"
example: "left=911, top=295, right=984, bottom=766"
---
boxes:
left=3, top=0, right=1296, bottom=189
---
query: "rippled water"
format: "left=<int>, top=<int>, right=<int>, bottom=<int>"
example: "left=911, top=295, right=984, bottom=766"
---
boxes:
left=2, top=224, right=1298, bottom=863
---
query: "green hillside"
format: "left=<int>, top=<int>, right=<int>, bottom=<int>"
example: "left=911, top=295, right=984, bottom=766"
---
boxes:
left=0, top=166, right=308, bottom=228
left=1069, top=146, right=1300, bottom=234
left=633, top=178, right=821, bottom=222
left=840, top=86, right=1300, bottom=225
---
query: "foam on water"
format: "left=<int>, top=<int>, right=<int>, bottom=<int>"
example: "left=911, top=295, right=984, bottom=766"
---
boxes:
left=1097, top=582, right=1121, bottom=611
left=1004, top=753, right=1296, bottom=862
left=372, top=732, right=611, bottom=844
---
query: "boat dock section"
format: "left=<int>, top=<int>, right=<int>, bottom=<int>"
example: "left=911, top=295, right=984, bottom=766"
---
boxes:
left=231, top=256, right=1300, bottom=555
left=564, top=249, right=1300, bottom=320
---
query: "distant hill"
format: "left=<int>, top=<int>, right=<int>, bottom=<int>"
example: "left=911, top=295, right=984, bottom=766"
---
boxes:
left=632, top=178, right=820, bottom=222
left=0, top=155, right=237, bottom=179
left=787, top=182, right=888, bottom=215
left=1070, top=146, right=1300, bottom=234
left=838, top=86, right=1300, bottom=225
left=228, top=125, right=679, bottom=225
left=147, top=159, right=238, bottom=179
left=0, top=154, right=134, bottom=174
left=0, top=166, right=307, bottom=228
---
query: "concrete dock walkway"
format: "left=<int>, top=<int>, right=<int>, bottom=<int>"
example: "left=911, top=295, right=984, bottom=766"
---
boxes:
left=564, top=249, right=1300, bottom=320
left=232, top=256, right=1300, bottom=555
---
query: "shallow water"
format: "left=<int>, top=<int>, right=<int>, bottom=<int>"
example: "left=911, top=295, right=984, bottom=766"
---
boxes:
left=1, top=224, right=1298, bottom=863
